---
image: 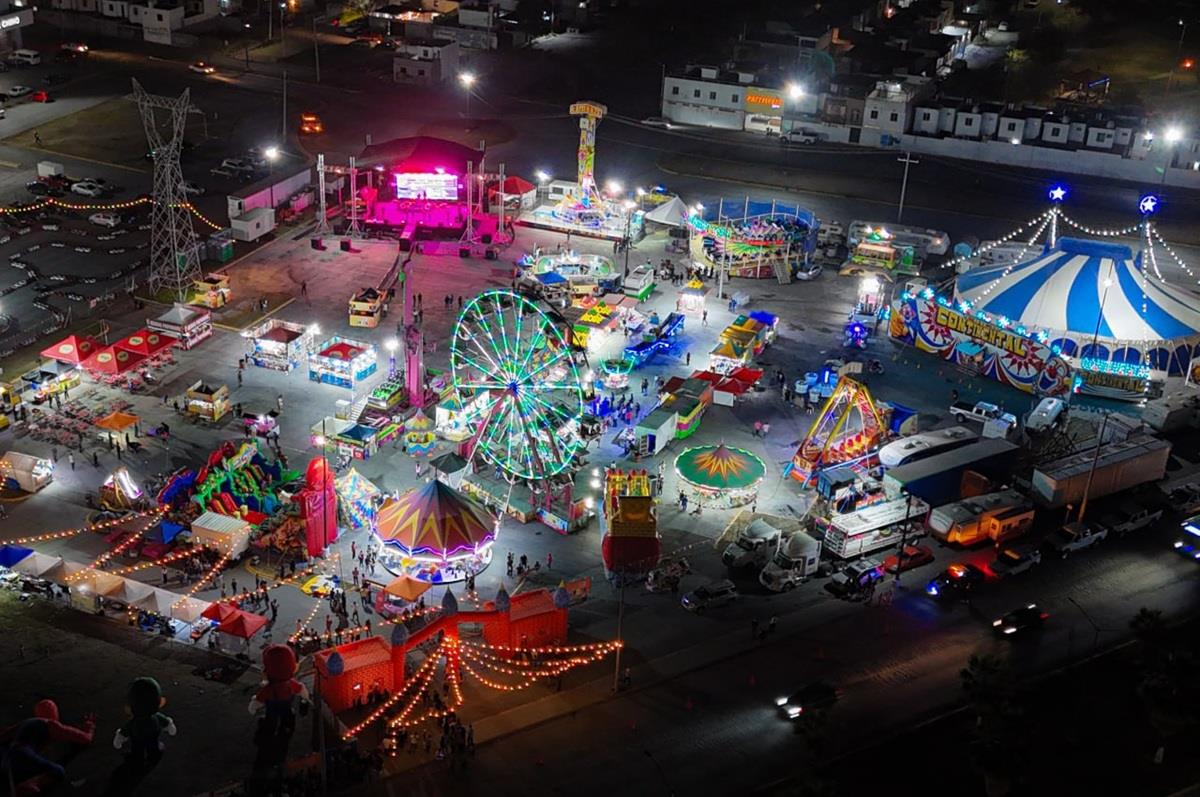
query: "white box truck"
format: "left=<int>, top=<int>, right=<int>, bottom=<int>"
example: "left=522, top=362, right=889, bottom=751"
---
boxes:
left=760, top=533, right=822, bottom=592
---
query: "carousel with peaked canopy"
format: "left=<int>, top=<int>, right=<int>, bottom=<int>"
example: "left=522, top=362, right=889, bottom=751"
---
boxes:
left=372, top=480, right=497, bottom=584
left=674, top=443, right=766, bottom=508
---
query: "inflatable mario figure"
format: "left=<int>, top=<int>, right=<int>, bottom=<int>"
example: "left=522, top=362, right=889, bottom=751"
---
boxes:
left=250, top=644, right=309, bottom=741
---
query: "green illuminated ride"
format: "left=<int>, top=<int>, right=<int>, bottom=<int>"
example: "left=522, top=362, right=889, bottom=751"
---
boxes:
left=450, top=290, right=587, bottom=481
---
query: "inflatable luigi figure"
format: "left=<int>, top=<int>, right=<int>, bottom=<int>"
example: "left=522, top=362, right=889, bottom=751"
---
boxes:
left=104, top=676, right=176, bottom=795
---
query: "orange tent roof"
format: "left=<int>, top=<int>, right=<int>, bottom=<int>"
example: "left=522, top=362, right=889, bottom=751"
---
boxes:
left=82, top=346, right=145, bottom=374
left=374, top=481, right=495, bottom=559
left=95, top=411, right=139, bottom=432
left=40, top=334, right=100, bottom=365
left=114, top=328, right=178, bottom=357
left=382, top=574, right=432, bottom=601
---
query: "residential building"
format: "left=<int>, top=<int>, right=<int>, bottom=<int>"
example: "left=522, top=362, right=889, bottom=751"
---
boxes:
left=862, top=78, right=931, bottom=143
left=393, top=37, right=459, bottom=83
left=45, top=0, right=220, bottom=43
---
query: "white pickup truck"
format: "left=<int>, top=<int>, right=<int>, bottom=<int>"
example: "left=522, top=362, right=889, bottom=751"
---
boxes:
left=1046, top=521, right=1108, bottom=558
left=950, top=400, right=1017, bottom=431
left=1098, top=502, right=1163, bottom=537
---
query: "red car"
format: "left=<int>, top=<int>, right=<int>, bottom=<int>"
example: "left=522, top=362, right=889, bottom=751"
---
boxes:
left=882, top=544, right=935, bottom=574
left=31, top=90, right=49, bottom=103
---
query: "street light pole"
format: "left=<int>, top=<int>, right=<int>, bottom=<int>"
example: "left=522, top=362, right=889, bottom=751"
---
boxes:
left=896, top=152, right=919, bottom=223
left=611, top=581, right=626, bottom=691
left=312, top=18, right=321, bottom=84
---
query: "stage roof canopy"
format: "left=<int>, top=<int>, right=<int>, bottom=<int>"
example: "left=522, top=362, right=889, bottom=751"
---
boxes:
left=358, top=136, right=483, bottom=173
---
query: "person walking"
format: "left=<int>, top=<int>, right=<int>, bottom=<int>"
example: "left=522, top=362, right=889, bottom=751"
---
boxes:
left=768, top=615, right=777, bottom=634
left=237, top=371, right=243, bottom=388
left=68, top=452, right=75, bottom=471
left=761, top=422, right=771, bottom=437
left=300, top=280, right=308, bottom=300
left=276, top=394, right=284, bottom=412
left=701, top=309, right=708, bottom=327
left=753, top=420, right=762, bottom=438
left=546, top=552, right=552, bottom=570
left=750, top=617, right=760, bottom=640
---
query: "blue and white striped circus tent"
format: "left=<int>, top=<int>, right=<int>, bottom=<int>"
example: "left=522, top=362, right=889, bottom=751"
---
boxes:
left=954, top=237, right=1200, bottom=375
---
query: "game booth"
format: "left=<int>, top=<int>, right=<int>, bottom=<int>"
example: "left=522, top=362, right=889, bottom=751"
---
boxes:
left=185, top=380, right=231, bottom=422
left=675, top=444, right=766, bottom=509
left=349, top=287, right=387, bottom=329
left=435, top=391, right=490, bottom=442
left=245, top=319, right=314, bottom=371
left=519, top=249, right=621, bottom=301
left=23, top=359, right=82, bottom=404
left=99, top=467, right=146, bottom=510
left=190, top=274, right=232, bottom=308
left=308, top=337, right=378, bottom=389
left=403, top=409, right=436, bottom=455
left=676, top=279, right=710, bottom=316
left=367, top=375, right=406, bottom=411
left=601, top=467, right=661, bottom=585
left=373, top=480, right=497, bottom=584
left=189, top=512, right=252, bottom=558
left=149, top=304, right=213, bottom=350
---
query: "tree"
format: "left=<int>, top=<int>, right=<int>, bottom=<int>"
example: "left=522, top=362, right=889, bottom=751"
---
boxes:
left=1129, top=607, right=1197, bottom=764
left=961, top=653, right=1023, bottom=797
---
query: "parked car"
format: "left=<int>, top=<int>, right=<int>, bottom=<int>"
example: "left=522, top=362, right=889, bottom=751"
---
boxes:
left=641, top=116, right=673, bottom=129
left=782, top=129, right=820, bottom=144
left=88, top=212, right=121, bottom=228
left=1045, top=521, right=1107, bottom=558
left=680, top=580, right=738, bottom=613
left=26, top=181, right=62, bottom=197
left=31, top=90, right=50, bottom=103
left=1098, top=502, right=1163, bottom=537
left=70, top=182, right=105, bottom=198
left=882, top=544, right=935, bottom=574
left=775, top=681, right=840, bottom=719
left=992, top=603, right=1048, bottom=636
left=990, top=545, right=1042, bottom=577
left=189, top=61, right=216, bottom=75
left=925, top=562, right=986, bottom=599
left=1026, top=397, right=1065, bottom=432
left=7, top=85, right=32, bottom=98
left=181, top=180, right=205, bottom=195
left=795, top=261, right=823, bottom=281
left=1165, top=484, right=1200, bottom=515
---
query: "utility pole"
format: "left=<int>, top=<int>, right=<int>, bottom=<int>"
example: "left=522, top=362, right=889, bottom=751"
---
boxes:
left=611, top=580, right=626, bottom=691
left=312, top=18, right=321, bottom=83
left=281, top=70, right=287, bottom=141
left=1078, top=413, right=1109, bottom=522
left=896, top=152, right=919, bottom=223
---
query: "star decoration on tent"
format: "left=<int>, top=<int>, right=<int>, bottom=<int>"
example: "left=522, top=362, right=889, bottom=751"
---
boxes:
left=1048, top=185, right=1067, bottom=202
left=1138, top=194, right=1159, bottom=215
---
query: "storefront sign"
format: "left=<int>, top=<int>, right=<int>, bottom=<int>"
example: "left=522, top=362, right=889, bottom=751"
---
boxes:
left=0, top=10, right=33, bottom=30
left=890, top=294, right=1073, bottom=396
left=744, top=92, right=781, bottom=110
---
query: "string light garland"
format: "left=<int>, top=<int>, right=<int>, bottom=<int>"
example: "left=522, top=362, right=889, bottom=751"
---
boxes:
left=0, top=196, right=223, bottom=230
left=969, top=213, right=1053, bottom=305
left=66, top=510, right=165, bottom=583
left=288, top=597, right=324, bottom=644
left=7, top=509, right=163, bottom=546
left=105, top=546, right=201, bottom=576
left=936, top=209, right=1052, bottom=272
left=1150, top=227, right=1199, bottom=284
left=1056, top=211, right=1141, bottom=238
left=171, top=549, right=233, bottom=609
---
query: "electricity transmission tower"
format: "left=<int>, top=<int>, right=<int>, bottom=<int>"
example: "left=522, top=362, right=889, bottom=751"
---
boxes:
left=132, top=79, right=202, bottom=303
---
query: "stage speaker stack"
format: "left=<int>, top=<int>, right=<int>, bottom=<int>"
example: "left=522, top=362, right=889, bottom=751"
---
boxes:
left=481, top=233, right=492, bottom=244
left=459, top=248, right=471, bottom=258
left=310, top=238, right=326, bottom=251
left=340, top=239, right=352, bottom=252
left=485, top=249, right=497, bottom=261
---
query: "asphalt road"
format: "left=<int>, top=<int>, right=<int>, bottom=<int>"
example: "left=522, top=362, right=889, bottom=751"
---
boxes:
left=391, top=516, right=1200, bottom=797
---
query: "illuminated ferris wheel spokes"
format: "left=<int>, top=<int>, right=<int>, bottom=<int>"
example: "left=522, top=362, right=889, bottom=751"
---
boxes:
left=450, top=290, right=586, bottom=481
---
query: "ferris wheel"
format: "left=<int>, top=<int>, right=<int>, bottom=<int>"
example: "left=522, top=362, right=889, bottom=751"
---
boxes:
left=450, top=289, right=587, bottom=481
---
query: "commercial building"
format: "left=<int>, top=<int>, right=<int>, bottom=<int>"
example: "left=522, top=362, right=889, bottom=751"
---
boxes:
left=392, top=37, right=459, bottom=83
left=661, top=65, right=784, bottom=133
left=0, top=3, right=34, bottom=53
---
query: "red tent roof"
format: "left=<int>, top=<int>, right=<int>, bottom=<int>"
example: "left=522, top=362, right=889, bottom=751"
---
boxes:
left=726, top=366, right=764, bottom=385
left=82, top=346, right=145, bottom=375
left=201, top=601, right=239, bottom=622
left=114, top=328, right=177, bottom=357
left=488, top=176, right=536, bottom=196
left=217, top=610, right=268, bottom=639
left=41, top=334, right=100, bottom=365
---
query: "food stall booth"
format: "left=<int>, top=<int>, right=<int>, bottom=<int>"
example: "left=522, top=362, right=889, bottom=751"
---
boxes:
left=245, top=319, right=313, bottom=372
left=308, top=337, right=378, bottom=389
left=435, top=390, right=490, bottom=442
left=189, top=512, right=251, bottom=557
left=310, top=416, right=352, bottom=447
left=190, top=274, right=232, bottom=308
left=348, top=287, right=386, bottom=329
left=185, top=380, right=231, bottom=422
left=23, top=359, right=82, bottom=404
left=676, top=278, right=710, bottom=316
left=367, top=376, right=406, bottom=411
left=149, top=304, right=212, bottom=350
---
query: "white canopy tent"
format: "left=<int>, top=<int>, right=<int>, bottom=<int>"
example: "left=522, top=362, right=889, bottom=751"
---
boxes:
left=644, top=196, right=689, bottom=228
left=12, top=552, right=62, bottom=577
